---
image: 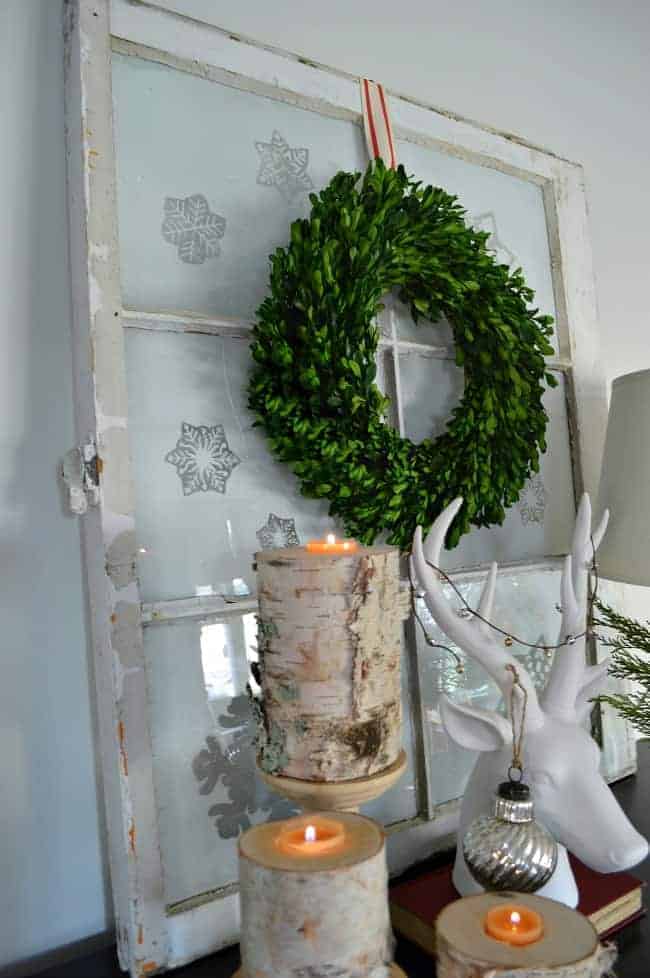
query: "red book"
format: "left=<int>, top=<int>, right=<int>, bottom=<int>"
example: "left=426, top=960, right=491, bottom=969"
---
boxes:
left=390, top=854, right=644, bottom=956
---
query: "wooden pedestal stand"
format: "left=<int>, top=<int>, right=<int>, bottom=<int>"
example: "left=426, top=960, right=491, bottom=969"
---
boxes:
left=436, top=892, right=616, bottom=978
left=257, top=748, right=407, bottom=812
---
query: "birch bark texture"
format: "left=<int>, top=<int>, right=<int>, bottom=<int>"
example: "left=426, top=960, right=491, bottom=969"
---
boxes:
left=435, top=893, right=615, bottom=978
left=238, top=813, right=393, bottom=978
left=255, top=545, right=407, bottom=781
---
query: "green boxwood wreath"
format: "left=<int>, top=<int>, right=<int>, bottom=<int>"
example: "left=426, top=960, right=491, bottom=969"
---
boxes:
left=248, top=160, right=556, bottom=550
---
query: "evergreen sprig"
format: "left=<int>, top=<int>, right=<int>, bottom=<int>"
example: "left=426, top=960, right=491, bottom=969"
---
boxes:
left=248, top=160, right=555, bottom=549
left=594, top=599, right=650, bottom=736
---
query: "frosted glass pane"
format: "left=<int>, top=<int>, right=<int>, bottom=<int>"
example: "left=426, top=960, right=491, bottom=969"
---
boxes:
left=398, top=352, right=575, bottom=567
left=112, top=53, right=366, bottom=320
left=143, top=613, right=296, bottom=906
left=415, top=568, right=562, bottom=808
left=391, top=293, right=454, bottom=347
left=125, top=328, right=338, bottom=603
left=145, top=611, right=418, bottom=905
left=399, top=351, right=462, bottom=443
left=395, top=138, right=559, bottom=354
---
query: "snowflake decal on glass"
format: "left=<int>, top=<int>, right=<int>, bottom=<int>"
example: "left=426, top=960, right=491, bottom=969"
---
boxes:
left=256, top=513, right=300, bottom=550
left=518, top=473, right=548, bottom=526
left=517, top=638, right=554, bottom=689
left=161, top=193, right=226, bottom=264
left=192, top=694, right=294, bottom=838
left=472, top=212, right=518, bottom=269
left=165, top=422, right=240, bottom=496
left=255, top=130, right=314, bottom=202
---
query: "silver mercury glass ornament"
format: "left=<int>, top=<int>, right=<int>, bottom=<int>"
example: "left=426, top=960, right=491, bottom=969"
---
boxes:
left=463, top=778, right=558, bottom=893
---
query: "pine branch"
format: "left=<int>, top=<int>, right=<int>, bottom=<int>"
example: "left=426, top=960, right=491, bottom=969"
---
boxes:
left=600, top=694, right=650, bottom=738
left=608, top=652, right=650, bottom=684
left=594, top=600, right=650, bottom=652
left=594, top=599, right=650, bottom=734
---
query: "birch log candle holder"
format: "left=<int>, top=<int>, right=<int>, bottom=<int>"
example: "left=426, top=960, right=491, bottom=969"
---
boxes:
left=435, top=892, right=616, bottom=978
left=254, top=542, right=409, bottom=810
left=234, top=812, right=406, bottom=978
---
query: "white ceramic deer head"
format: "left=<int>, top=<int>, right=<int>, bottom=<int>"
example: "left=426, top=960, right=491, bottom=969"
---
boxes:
left=411, top=494, right=648, bottom=907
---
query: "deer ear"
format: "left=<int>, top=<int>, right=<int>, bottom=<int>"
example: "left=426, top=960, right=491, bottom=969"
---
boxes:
left=440, top=696, right=512, bottom=752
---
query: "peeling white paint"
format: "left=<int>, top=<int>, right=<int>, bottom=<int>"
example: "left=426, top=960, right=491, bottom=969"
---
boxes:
left=96, top=410, right=129, bottom=432
left=88, top=269, right=104, bottom=318
left=90, top=241, right=111, bottom=262
left=113, top=650, right=142, bottom=703
left=65, top=3, right=168, bottom=974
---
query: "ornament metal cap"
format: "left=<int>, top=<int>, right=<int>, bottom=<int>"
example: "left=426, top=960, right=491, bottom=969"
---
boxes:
left=494, top=780, right=535, bottom=824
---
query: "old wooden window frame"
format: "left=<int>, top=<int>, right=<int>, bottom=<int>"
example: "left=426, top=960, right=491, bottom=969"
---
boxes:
left=64, top=1, right=631, bottom=975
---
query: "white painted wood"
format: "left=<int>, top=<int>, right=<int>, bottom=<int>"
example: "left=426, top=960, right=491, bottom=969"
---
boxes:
left=63, top=2, right=169, bottom=974
left=166, top=891, right=240, bottom=967
left=121, top=308, right=572, bottom=373
left=109, top=0, right=563, bottom=182
left=65, top=0, right=628, bottom=970
left=142, top=594, right=257, bottom=625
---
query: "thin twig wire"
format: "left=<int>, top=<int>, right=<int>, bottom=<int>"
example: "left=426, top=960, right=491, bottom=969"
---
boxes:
left=408, top=534, right=601, bottom=661
left=408, top=558, right=464, bottom=672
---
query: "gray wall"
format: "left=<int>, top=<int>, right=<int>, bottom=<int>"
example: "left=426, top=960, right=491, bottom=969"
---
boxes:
left=1, top=0, right=649, bottom=972
left=0, top=0, right=108, bottom=972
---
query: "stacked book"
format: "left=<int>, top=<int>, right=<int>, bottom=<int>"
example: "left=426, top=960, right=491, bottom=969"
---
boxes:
left=390, top=853, right=644, bottom=956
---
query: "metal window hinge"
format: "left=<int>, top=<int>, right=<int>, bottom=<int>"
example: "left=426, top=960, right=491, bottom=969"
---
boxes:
left=61, top=438, right=102, bottom=515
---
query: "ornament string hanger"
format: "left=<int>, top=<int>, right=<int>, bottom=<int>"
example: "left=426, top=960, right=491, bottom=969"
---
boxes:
left=408, top=533, right=601, bottom=669
left=505, top=664, right=527, bottom=782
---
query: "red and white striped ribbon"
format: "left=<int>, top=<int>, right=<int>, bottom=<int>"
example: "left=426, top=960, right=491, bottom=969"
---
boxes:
left=360, top=78, right=397, bottom=169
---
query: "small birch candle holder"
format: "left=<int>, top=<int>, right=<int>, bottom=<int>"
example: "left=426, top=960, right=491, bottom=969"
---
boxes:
left=254, top=540, right=409, bottom=808
left=435, top=892, right=616, bottom=978
left=234, top=812, right=406, bottom=978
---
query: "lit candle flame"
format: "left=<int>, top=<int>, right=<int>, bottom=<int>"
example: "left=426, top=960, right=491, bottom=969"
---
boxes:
left=326, top=533, right=336, bottom=545
left=304, top=825, right=317, bottom=843
left=509, top=911, right=522, bottom=926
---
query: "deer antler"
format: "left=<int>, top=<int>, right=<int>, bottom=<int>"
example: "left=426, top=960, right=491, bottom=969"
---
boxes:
left=542, top=493, right=609, bottom=718
left=411, top=497, right=544, bottom=730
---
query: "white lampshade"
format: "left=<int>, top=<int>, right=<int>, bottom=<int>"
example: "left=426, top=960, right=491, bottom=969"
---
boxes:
left=597, top=369, right=650, bottom=585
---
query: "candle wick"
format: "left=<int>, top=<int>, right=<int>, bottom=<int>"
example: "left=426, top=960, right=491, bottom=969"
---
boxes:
left=304, top=825, right=317, bottom=843
left=326, top=534, right=336, bottom=545
left=510, top=912, right=521, bottom=925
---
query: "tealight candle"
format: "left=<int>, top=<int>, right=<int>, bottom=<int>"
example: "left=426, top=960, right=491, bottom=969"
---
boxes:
left=305, top=533, right=358, bottom=554
left=276, top=815, right=345, bottom=856
left=436, top=893, right=606, bottom=977
left=484, top=903, right=544, bottom=946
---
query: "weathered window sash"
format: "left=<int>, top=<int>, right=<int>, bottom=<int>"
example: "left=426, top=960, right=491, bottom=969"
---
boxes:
left=64, top=1, right=628, bottom=975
